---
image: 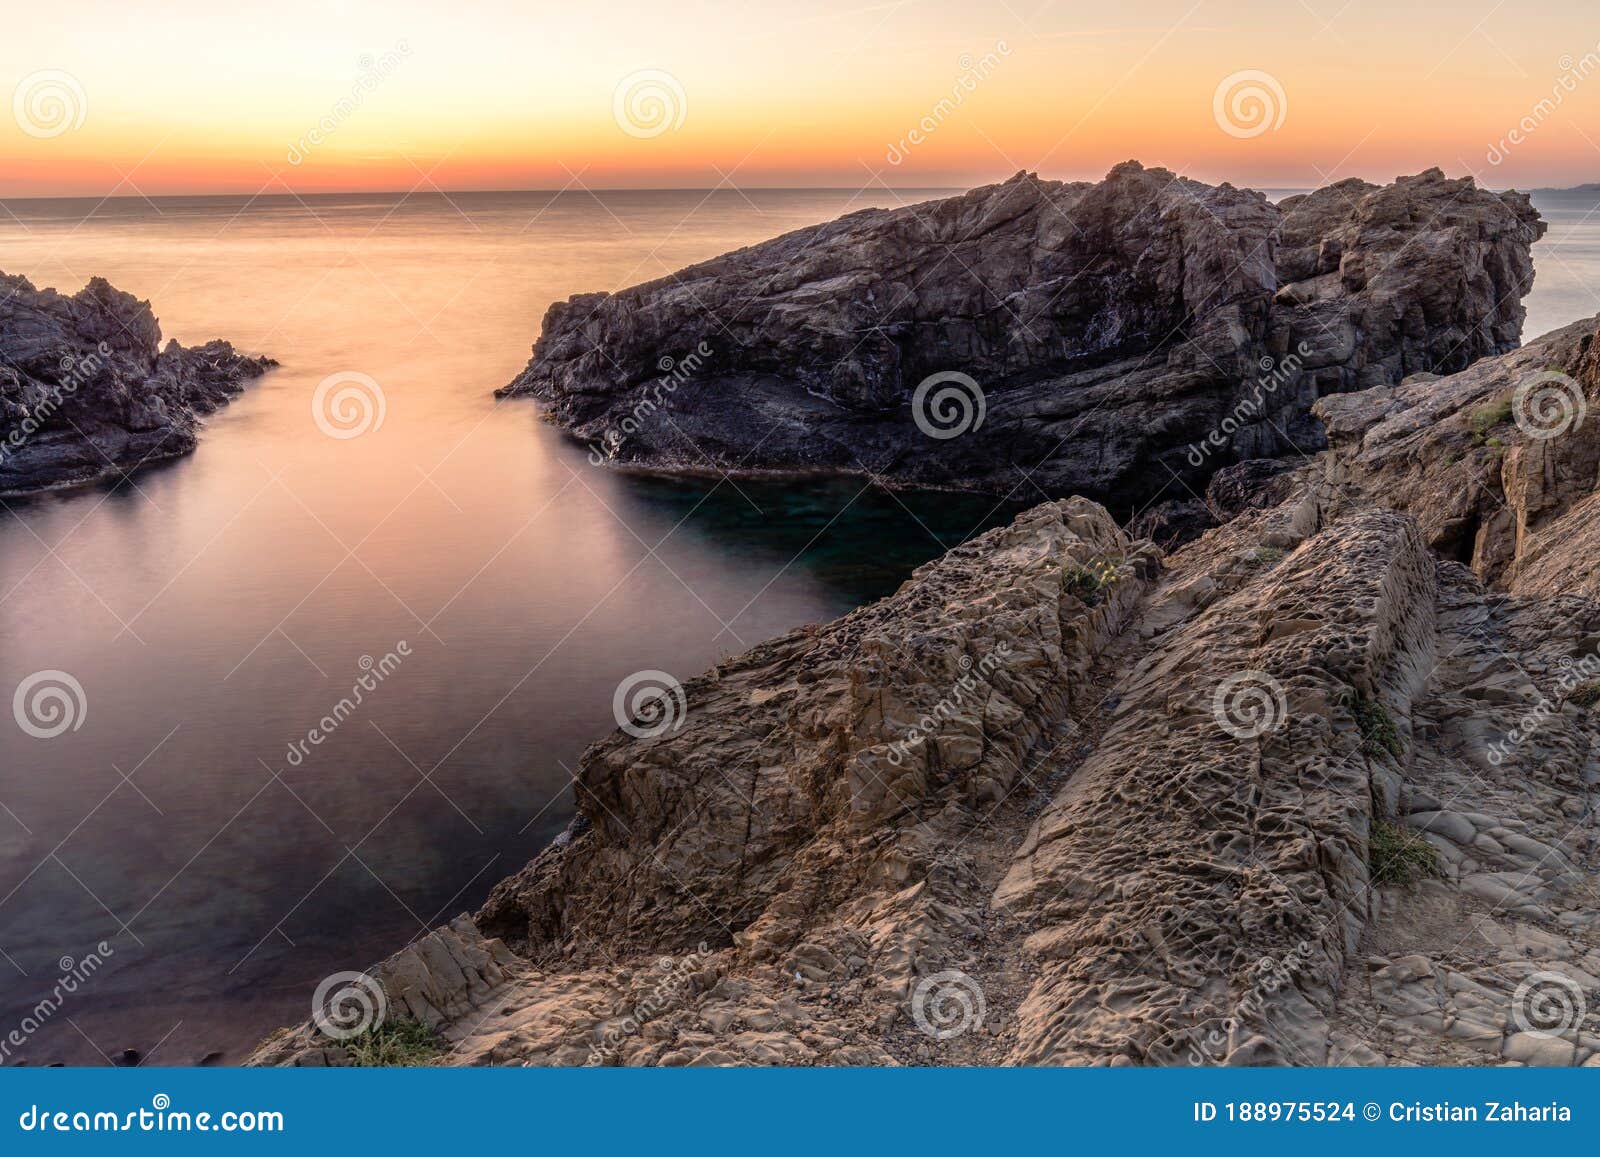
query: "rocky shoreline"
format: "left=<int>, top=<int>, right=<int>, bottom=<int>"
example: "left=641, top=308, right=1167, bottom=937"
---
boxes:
left=501, top=163, right=1543, bottom=528
left=253, top=173, right=1600, bottom=1068
left=0, top=273, right=274, bottom=496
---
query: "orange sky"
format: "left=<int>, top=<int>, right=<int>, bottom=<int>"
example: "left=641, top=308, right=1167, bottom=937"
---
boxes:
left=3, top=0, right=1599, bottom=198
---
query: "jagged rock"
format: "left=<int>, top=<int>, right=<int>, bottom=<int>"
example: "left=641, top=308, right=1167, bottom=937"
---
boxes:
left=0, top=273, right=274, bottom=494
left=501, top=164, right=1542, bottom=512
left=1314, top=314, right=1600, bottom=593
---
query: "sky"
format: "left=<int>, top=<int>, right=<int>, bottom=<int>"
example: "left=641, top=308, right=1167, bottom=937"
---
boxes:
left=2, top=0, right=1599, bottom=198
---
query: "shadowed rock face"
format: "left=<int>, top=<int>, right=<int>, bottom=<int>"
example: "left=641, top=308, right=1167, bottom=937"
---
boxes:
left=0, top=273, right=275, bottom=494
left=502, top=163, right=1543, bottom=513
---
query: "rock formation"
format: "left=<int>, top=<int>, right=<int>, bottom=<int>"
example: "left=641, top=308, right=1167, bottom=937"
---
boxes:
left=0, top=273, right=274, bottom=494
left=501, top=164, right=1543, bottom=522
left=255, top=310, right=1600, bottom=1068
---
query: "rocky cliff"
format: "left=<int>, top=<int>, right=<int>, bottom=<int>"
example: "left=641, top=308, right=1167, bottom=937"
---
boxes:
left=0, top=273, right=274, bottom=494
left=501, top=164, right=1543, bottom=518
left=253, top=318, right=1600, bottom=1068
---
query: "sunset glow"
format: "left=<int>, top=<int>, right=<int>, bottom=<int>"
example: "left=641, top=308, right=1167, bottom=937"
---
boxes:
left=5, top=0, right=1600, bottom=198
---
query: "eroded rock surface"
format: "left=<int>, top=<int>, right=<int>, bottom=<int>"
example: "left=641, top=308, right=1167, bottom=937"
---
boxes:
left=0, top=273, right=274, bottom=494
left=502, top=164, right=1542, bottom=513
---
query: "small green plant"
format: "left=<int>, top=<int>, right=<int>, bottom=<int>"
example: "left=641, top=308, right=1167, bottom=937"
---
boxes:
left=1369, top=820, right=1440, bottom=887
left=1568, top=679, right=1600, bottom=708
left=1353, top=694, right=1403, bottom=759
left=1469, top=398, right=1513, bottom=445
left=1063, top=556, right=1122, bottom=606
left=338, top=1018, right=443, bottom=1067
left=1245, top=545, right=1286, bottom=567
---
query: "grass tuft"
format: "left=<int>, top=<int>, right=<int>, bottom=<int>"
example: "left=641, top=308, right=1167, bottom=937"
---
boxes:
left=1354, top=695, right=1403, bottom=759
left=1369, top=820, right=1440, bottom=887
left=1469, top=398, right=1513, bottom=445
left=338, top=1018, right=443, bottom=1067
left=1063, top=556, right=1122, bottom=606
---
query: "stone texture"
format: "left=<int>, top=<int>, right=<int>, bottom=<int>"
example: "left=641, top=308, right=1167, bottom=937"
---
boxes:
left=0, top=272, right=274, bottom=494
left=502, top=164, right=1542, bottom=516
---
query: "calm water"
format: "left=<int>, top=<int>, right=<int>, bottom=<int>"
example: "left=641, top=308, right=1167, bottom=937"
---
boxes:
left=0, top=185, right=1596, bottom=1067
left=0, top=188, right=1017, bottom=1065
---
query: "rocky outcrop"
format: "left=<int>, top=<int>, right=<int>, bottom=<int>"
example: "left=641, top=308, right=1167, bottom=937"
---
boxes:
left=0, top=273, right=274, bottom=494
left=502, top=164, right=1543, bottom=514
left=1314, top=313, right=1599, bottom=593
